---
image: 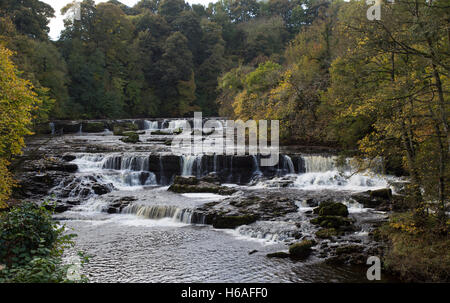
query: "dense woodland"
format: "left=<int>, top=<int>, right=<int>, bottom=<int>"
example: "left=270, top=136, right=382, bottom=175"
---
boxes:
left=0, top=0, right=449, bottom=282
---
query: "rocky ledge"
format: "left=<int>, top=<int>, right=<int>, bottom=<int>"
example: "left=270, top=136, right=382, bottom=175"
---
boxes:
left=196, top=193, right=298, bottom=228
left=168, top=175, right=237, bottom=195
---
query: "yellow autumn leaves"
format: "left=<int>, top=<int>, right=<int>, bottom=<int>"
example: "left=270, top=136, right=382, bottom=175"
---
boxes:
left=0, top=46, right=41, bottom=207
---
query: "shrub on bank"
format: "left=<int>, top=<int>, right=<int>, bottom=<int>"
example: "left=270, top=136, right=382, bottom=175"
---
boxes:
left=0, top=202, right=88, bottom=283
left=378, top=212, right=450, bottom=282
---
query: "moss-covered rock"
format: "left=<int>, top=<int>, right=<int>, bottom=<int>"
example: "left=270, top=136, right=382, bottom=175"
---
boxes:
left=173, top=176, right=199, bottom=185
left=266, top=252, right=290, bottom=258
left=120, top=132, right=140, bottom=143
left=335, top=244, right=364, bottom=255
left=173, top=127, right=183, bottom=135
left=315, top=228, right=338, bottom=239
left=82, top=122, right=105, bottom=133
left=113, top=123, right=138, bottom=135
left=313, top=201, right=348, bottom=217
left=310, top=215, right=353, bottom=229
left=289, top=240, right=315, bottom=260
left=212, top=214, right=258, bottom=229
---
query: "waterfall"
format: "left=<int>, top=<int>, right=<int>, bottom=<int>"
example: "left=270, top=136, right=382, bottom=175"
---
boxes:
left=227, top=156, right=233, bottom=182
left=302, top=155, right=337, bottom=172
left=213, top=154, right=217, bottom=172
left=293, top=155, right=388, bottom=190
left=102, top=155, right=149, bottom=171
left=72, top=154, right=156, bottom=189
left=78, top=123, right=83, bottom=134
left=283, top=155, right=295, bottom=174
left=252, top=155, right=262, bottom=178
left=159, top=155, right=167, bottom=185
left=196, top=155, right=203, bottom=178
left=50, top=122, right=55, bottom=135
left=181, top=155, right=197, bottom=176
left=144, top=120, right=158, bottom=130
left=166, top=120, right=188, bottom=130
left=122, top=204, right=206, bottom=224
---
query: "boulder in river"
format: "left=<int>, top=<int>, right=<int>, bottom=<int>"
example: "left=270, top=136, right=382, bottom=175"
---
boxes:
left=211, top=214, right=258, bottom=229
left=313, top=200, right=348, bottom=217
left=289, top=239, right=315, bottom=260
left=120, top=132, right=140, bottom=143
left=266, top=252, right=290, bottom=258
left=315, top=228, right=339, bottom=239
left=310, top=215, right=354, bottom=229
left=351, top=188, right=392, bottom=209
left=106, top=196, right=137, bottom=214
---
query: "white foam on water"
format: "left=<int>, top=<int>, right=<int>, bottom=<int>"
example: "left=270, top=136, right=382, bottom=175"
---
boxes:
left=113, top=214, right=189, bottom=227
left=293, top=171, right=389, bottom=191
left=181, top=193, right=229, bottom=200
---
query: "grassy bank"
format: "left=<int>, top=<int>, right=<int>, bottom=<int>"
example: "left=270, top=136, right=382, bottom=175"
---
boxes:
left=377, top=212, right=450, bottom=282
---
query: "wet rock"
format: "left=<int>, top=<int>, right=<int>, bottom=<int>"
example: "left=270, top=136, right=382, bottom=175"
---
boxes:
left=197, top=194, right=298, bottom=223
left=325, top=244, right=366, bottom=265
left=289, top=239, right=315, bottom=260
left=52, top=121, right=81, bottom=134
left=313, top=201, right=348, bottom=217
left=315, top=228, right=338, bottom=239
left=370, top=188, right=392, bottom=200
left=305, top=198, right=319, bottom=207
left=113, top=123, right=138, bottom=135
left=168, top=176, right=236, bottom=195
left=310, top=215, right=354, bottom=229
left=106, top=196, right=137, bottom=214
left=150, top=130, right=172, bottom=135
left=248, top=250, right=258, bottom=255
left=92, top=183, right=112, bottom=195
left=82, top=121, right=106, bottom=133
left=267, top=252, right=290, bottom=258
left=335, top=244, right=364, bottom=255
left=211, top=214, right=258, bottom=229
left=62, top=154, right=76, bottom=162
left=120, top=132, right=140, bottom=143
left=351, top=188, right=392, bottom=209
left=173, top=176, right=199, bottom=185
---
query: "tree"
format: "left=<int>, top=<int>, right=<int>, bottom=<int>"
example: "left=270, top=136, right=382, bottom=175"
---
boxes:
left=0, top=0, right=54, bottom=39
left=325, top=0, right=449, bottom=222
left=0, top=47, right=41, bottom=206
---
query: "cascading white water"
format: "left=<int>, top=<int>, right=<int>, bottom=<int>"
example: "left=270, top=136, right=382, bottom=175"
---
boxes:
left=195, top=155, right=203, bottom=178
left=166, top=120, right=188, bottom=130
left=233, top=221, right=300, bottom=243
left=181, top=155, right=197, bottom=176
left=72, top=154, right=156, bottom=189
left=50, top=122, right=55, bottom=135
left=283, top=155, right=295, bottom=174
left=303, top=155, right=338, bottom=172
left=252, top=155, right=262, bottom=178
left=122, top=204, right=205, bottom=224
left=293, top=155, right=388, bottom=190
left=144, top=120, right=159, bottom=130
